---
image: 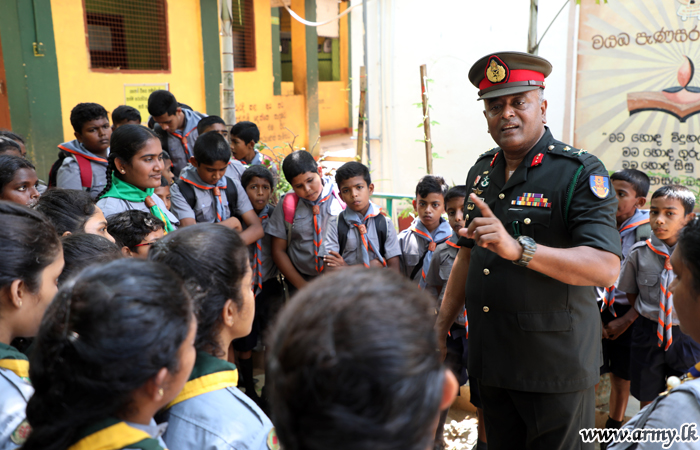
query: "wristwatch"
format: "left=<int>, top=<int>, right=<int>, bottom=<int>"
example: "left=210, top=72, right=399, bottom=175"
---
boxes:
left=514, top=235, right=536, bottom=267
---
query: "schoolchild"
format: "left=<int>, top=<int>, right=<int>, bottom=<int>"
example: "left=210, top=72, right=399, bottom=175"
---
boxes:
left=267, top=268, right=458, bottom=450
left=54, top=103, right=112, bottom=199
left=170, top=132, right=264, bottom=244
left=0, top=155, right=40, bottom=207
left=22, top=260, right=196, bottom=450
left=598, top=169, right=650, bottom=445
left=35, top=189, right=114, bottom=242
left=267, top=150, right=345, bottom=290
left=154, top=176, right=172, bottom=211
left=96, top=125, right=178, bottom=231
left=0, top=202, right=63, bottom=449
left=0, top=137, right=23, bottom=157
left=112, top=105, right=142, bottom=130
left=58, top=233, right=121, bottom=286
left=227, top=121, right=278, bottom=181
left=233, top=165, right=284, bottom=405
left=148, top=90, right=207, bottom=176
left=609, top=218, right=700, bottom=450
left=0, top=131, right=27, bottom=157
left=149, top=224, right=274, bottom=450
left=197, top=115, right=228, bottom=138
left=618, top=184, right=700, bottom=407
left=107, top=210, right=165, bottom=258
left=324, top=161, right=401, bottom=271
left=398, top=175, right=453, bottom=287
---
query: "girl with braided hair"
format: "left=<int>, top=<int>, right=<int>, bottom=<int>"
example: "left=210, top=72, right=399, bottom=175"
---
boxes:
left=23, top=260, right=196, bottom=450
left=96, top=125, right=178, bottom=232
left=0, top=201, right=63, bottom=449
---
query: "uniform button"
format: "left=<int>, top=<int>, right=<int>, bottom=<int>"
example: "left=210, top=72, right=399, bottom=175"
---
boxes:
left=483, top=268, right=490, bottom=275
left=499, top=193, right=505, bottom=199
left=524, top=218, right=531, bottom=225
left=465, top=214, right=469, bottom=220
left=483, top=306, right=490, bottom=313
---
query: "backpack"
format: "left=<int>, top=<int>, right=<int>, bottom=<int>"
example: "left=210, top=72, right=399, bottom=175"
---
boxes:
left=408, top=234, right=450, bottom=281
left=175, top=176, right=239, bottom=221
left=635, top=222, right=651, bottom=242
left=337, top=211, right=388, bottom=259
left=48, top=151, right=93, bottom=189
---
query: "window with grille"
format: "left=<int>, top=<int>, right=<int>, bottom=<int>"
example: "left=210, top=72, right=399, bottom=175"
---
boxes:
left=85, top=0, right=169, bottom=71
left=231, top=0, right=256, bottom=70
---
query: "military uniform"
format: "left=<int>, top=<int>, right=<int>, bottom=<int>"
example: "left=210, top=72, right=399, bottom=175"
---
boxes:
left=457, top=129, right=621, bottom=448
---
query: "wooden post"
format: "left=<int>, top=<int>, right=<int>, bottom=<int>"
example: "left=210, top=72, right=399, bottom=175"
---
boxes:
left=528, top=0, right=539, bottom=54
left=420, top=64, right=433, bottom=174
left=356, top=66, right=367, bottom=161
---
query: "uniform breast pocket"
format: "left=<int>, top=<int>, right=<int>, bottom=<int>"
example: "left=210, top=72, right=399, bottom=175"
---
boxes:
left=506, top=207, right=552, bottom=239
left=404, top=252, right=421, bottom=270
left=292, top=208, right=313, bottom=240
left=637, top=272, right=660, bottom=305
left=195, top=201, right=213, bottom=223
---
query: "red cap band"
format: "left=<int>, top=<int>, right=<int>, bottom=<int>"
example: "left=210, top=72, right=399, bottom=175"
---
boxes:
left=479, top=69, right=545, bottom=91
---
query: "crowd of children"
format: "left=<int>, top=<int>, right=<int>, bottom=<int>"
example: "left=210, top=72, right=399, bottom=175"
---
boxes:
left=1, top=90, right=700, bottom=450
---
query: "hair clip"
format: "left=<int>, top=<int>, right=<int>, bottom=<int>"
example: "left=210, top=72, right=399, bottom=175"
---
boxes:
left=67, top=331, right=79, bottom=343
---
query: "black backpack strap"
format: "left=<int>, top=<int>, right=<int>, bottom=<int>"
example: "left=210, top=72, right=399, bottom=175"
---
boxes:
left=376, top=215, right=388, bottom=258
left=635, top=222, right=652, bottom=242
left=408, top=235, right=448, bottom=280
left=338, top=213, right=348, bottom=255
left=224, top=176, right=240, bottom=219
left=47, top=151, right=68, bottom=188
left=175, top=179, right=197, bottom=211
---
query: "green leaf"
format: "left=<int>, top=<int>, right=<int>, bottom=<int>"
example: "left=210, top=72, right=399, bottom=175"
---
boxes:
left=415, top=139, right=426, bottom=143
left=430, top=120, right=440, bottom=126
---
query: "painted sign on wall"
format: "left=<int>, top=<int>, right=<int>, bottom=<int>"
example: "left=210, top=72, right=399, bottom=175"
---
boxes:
left=575, top=0, right=700, bottom=195
left=124, top=83, right=169, bottom=123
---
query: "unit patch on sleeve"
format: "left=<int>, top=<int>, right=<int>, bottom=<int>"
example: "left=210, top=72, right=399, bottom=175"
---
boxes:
left=589, top=175, right=610, bottom=199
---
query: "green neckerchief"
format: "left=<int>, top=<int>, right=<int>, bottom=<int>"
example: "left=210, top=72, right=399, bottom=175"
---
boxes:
left=189, top=351, right=237, bottom=381
left=101, top=174, right=174, bottom=233
left=70, top=417, right=164, bottom=450
left=0, top=342, right=28, bottom=361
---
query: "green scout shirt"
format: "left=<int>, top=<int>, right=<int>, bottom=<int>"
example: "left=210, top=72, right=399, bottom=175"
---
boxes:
left=457, top=127, right=621, bottom=394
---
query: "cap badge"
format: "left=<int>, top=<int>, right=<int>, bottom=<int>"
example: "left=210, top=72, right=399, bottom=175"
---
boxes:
left=485, top=56, right=509, bottom=84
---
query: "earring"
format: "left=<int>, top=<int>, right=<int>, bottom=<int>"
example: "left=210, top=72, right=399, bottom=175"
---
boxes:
left=18, top=300, right=22, bottom=307
left=158, top=388, right=164, bottom=397
left=120, top=170, right=126, bottom=174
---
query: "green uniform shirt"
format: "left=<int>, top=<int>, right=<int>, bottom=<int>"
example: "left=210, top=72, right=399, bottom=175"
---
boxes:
left=457, top=128, right=621, bottom=393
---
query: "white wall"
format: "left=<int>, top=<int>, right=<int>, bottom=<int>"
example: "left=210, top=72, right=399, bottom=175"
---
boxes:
left=349, top=0, right=578, bottom=196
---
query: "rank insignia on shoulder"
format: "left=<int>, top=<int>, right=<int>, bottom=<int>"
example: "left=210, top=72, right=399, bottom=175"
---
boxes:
left=11, top=420, right=31, bottom=445
left=531, top=153, right=544, bottom=167
left=589, top=175, right=610, bottom=199
left=267, top=428, right=280, bottom=450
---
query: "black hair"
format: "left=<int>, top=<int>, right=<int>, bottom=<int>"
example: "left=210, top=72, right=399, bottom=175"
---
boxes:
left=0, top=201, right=61, bottom=293
left=267, top=268, right=445, bottom=450
left=282, top=150, right=318, bottom=182
left=107, top=210, right=164, bottom=250
left=35, top=189, right=97, bottom=235
left=197, top=115, right=226, bottom=135
left=70, top=103, right=109, bottom=134
left=0, top=154, right=36, bottom=191
left=445, top=185, right=467, bottom=204
left=651, top=184, right=696, bottom=215
left=230, top=121, right=260, bottom=145
left=0, top=137, right=22, bottom=156
left=160, top=176, right=170, bottom=187
left=58, top=234, right=122, bottom=286
left=24, top=260, right=193, bottom=450
left=147, top=90, right=178, bottom=117
left=241, top=164, right=274, bottom=190
left=611, top=169, right=650, bottom=198
left=162, top=150, right=172, bottom=161
left=0, top=129, right=25, bottom=144
left=149, top=224, right=250, bottom=357
left=111, top=105, right=142, bottom=124
left=193, top=132, right=231, bottom=165
left=97, top=125, right=160, bottom=199
left=416, top=175, right=448, bottom=199
left=678, top=218, right=700, bottom=294
left=335, top=161, right=371, bottom=187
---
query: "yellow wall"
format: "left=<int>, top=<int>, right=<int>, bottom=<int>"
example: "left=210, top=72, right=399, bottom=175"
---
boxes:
left=319, top=81, right=348, bottom=132
left=52, top=0, right=207, bottom=141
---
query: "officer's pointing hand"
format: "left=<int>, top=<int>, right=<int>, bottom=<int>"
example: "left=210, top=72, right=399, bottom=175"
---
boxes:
left=460, top=194, right=524, bottom=261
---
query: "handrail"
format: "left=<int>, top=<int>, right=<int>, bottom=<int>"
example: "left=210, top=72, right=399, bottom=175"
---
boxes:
left=371, top=192, right=413, bottom=218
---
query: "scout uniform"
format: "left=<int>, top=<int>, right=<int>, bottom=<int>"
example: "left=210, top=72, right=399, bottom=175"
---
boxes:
left=154, top=108, right=207, bottom=176
left=0, top=343, right=33, bottom=449
left=618, top=234, right=700, bottom=402
left=266, top=177, right=345, bottom=279
left=68, top=418, right=168, bottom=450
left=97, top=176, right=178, bottom=230
left=325, top=201, right=402, bottom=267
left=55, top=140, right=109, bottom=200
left=161, top=351, right=275, bottom=450
left=398, top=217, right=453, bottom=287
left=251, top=204, right=284, bottom=332
left=170, top=164, right=253, bottom=224
left=461, top=52, right=621, bottom=449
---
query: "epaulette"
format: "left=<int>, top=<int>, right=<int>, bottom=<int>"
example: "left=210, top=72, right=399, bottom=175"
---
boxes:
left=476, top=147, right=499, bottom=162
left=546, top=143, right=600, bottom=168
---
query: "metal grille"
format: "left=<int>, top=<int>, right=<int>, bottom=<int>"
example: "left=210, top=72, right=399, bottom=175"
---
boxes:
left=231, top=0, right=256, bottom=69
left=85, top=0, right=169, bottom=71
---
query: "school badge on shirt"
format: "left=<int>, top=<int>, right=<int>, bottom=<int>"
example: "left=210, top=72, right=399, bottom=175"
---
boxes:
left=589, top=175, right=610, bottom=199
left=267, top=428, right=280, bottom=450
left=10, top=419, right=31, bottom=445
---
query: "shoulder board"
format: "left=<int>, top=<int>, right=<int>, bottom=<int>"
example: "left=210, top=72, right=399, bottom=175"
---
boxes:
left=546, top=144, right=601, bottom=168
left=476, top=147, right=499, bottom=162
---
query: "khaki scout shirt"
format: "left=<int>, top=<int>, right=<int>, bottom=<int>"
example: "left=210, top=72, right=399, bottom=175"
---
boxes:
left=457, top=128, right=621, bottom=394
